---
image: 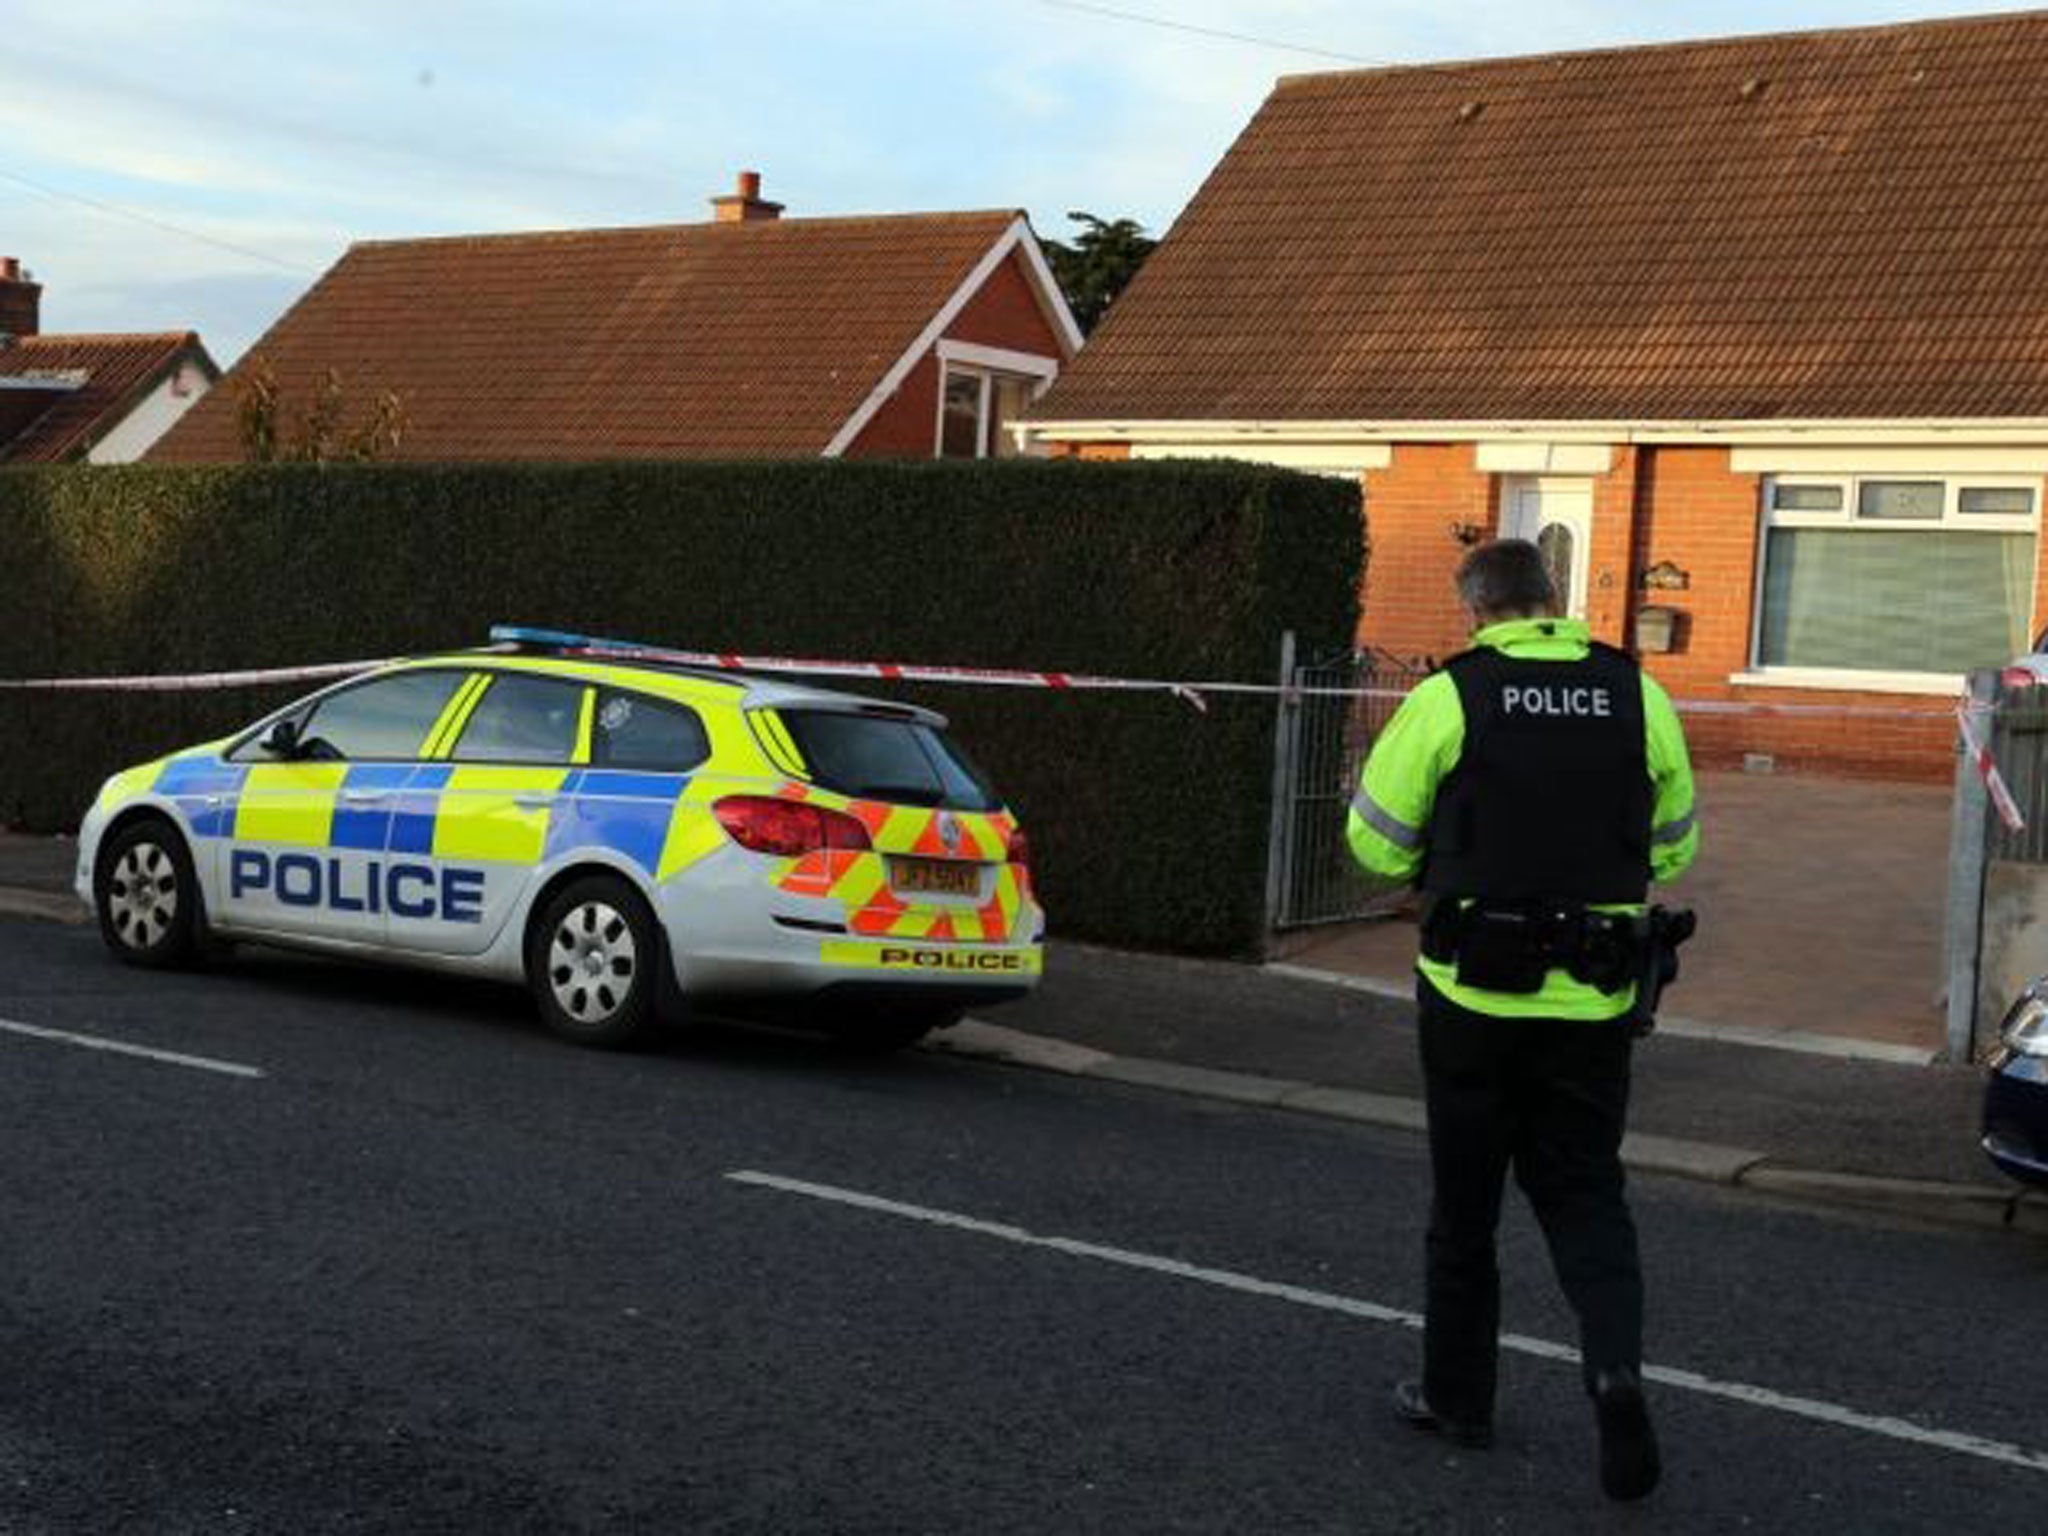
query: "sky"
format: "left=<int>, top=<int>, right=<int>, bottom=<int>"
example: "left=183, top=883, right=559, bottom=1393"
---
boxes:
left=1, top=0, right=2026, bottom=365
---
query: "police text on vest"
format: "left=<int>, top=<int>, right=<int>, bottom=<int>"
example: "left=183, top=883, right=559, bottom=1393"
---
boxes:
left=1501, top=684, right=1612, bottom=718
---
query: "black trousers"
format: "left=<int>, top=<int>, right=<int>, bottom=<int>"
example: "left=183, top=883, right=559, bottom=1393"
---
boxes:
left=1416, top=979, right=1642, bottom=1424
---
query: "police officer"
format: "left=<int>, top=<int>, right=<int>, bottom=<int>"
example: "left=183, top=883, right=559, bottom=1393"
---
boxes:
left=1345, top=539, right=1698, bottom=1503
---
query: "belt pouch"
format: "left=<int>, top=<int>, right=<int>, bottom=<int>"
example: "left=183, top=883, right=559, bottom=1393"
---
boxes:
left=1453, top=907, right=1551, bottom=994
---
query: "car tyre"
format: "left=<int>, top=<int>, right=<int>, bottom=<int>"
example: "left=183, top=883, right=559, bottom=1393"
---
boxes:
left=95, top=818, right=203, bottom=969
left=526, top=875, right=662, bottom=1049
left=829, top=1005, right=963, bottom=1056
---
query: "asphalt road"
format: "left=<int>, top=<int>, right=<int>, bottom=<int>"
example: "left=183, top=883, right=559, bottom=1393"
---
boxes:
left=3, top=920, right=2046, bottom=1534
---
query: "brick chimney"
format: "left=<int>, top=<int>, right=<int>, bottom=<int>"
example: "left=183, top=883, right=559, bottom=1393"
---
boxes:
left=0, top=258, right=40, bottom=338
left=710, top=170, right=784, bottom=224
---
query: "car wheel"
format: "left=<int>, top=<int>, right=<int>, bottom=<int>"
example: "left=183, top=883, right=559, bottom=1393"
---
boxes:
left=95, top=819, right=203, bottom=968
left=829, top=1005, right=963, bottom=1056
left=527, top=876, right=661, bottom=1049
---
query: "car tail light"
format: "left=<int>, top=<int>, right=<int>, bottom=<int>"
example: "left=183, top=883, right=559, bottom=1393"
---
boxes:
left=1006, top=827, right=1030, bottom=868
left=714, top=796, right=872, bottom=857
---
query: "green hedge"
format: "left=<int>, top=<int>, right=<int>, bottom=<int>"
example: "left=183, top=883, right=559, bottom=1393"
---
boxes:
left=0, top=461, right=1362, bottom=955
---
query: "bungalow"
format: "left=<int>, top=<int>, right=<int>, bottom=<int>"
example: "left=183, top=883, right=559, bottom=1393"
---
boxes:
left=151, top=173, right=1081, bottom=464
left=0, top=258, right=218, bottom=463
left=1025, top=11, right=2048, bottom=778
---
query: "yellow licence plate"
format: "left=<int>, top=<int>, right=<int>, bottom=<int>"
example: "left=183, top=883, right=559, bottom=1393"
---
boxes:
left=890, top=857, right=981, bottom=897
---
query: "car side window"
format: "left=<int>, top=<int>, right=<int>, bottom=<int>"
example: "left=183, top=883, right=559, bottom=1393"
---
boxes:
left=593, top=691, right=711, bottom=772
left=448, top=674, right=585, bottom=765
left=241, top=670, right=466, bottom=763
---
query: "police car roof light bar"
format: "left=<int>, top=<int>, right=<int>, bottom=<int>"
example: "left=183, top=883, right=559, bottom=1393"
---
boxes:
left=489, top=624, right=623, bottom=653
left=486, top=625, right=742, bottom=682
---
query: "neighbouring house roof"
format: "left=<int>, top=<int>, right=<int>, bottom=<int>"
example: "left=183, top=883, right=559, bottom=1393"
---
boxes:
left=0, top=333, right=215, bottom=462
left=150, top=210, right=1044, bottom=462
left=1034, top=10, right=2048, bottom=427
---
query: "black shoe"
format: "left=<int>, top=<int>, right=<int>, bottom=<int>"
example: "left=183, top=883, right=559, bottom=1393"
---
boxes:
left=1392, top=1379, right=1493, bottom=1448
left=1592, top=1369, right=1661, bottom=1501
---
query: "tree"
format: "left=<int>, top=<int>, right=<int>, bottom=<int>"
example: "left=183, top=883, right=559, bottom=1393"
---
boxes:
left=234, top=356, right=408, bottom=463
left=1042, top=211, right=1157, bottom=335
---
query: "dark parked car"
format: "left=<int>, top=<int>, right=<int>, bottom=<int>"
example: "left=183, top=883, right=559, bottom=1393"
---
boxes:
left=1983, top=978, right=2048, bottom=1190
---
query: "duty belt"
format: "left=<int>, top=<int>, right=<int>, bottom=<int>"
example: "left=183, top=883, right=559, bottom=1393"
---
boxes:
left=1419, top=898, right=1643, bottom=996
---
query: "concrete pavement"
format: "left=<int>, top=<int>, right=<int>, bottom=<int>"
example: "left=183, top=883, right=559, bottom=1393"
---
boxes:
left=1275, top=767, right=1957, bottom=1058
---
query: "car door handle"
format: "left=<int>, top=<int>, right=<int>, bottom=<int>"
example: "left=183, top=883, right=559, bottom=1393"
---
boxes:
left=338, top=789, right=388, bottom=805
left=513, top=794, right=552, bottom=811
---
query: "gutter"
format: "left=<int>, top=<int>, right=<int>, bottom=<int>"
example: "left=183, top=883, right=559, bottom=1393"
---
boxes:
left=1022, top=417, right=2048, bottom=448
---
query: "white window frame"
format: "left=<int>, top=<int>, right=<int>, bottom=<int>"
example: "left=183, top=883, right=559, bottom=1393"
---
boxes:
left=1738, top=472, right=2042, bottom=693
left=933, top=341, right=1058, bottom=460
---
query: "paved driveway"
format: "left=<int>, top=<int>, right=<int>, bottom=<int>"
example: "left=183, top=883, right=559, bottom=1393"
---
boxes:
left=1278, top=769, right=1954, bottom=1054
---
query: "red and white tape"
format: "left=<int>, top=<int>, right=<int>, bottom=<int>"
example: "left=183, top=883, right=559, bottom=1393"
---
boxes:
left=1957, top=699, right=2028, bottom=834
left=0, top=650, right=1406, bottom=713
left=0, top=658, right=387, bottom=693
left=0, top=642, right=1989, bottom=724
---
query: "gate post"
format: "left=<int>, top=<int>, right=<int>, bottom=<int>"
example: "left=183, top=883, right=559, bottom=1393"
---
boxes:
left=1945, top=668, right=1997, bottom=1063
left=1263, top=630, right=1299, bottom=941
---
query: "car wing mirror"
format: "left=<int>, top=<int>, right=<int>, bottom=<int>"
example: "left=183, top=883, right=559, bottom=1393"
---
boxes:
left=262, top=718, right=302, bottom=759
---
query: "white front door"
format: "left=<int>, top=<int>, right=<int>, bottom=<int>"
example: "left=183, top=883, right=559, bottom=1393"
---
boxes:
left=1500, top=476, right=1593, bottom=618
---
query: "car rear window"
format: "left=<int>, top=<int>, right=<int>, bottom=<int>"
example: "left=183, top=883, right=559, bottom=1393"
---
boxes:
left=776, top=709, right=1000, bottom=812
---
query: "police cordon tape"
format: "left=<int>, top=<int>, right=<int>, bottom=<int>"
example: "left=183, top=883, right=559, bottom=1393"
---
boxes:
left=0, top=638, right=2022, bottom=828
left=1958, top=699, right=2028, bottom=834
left=0, top=658, right=384, bottom=693
left=0, top=639, right=1978, bottom=718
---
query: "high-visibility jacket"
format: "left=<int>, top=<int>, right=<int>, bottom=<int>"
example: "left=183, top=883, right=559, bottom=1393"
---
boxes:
left=1345, top=616, right=1699, bottom=1020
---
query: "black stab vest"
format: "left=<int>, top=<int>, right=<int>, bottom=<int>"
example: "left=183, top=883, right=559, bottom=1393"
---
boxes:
left=1421, top=639, right=1653, bottom=904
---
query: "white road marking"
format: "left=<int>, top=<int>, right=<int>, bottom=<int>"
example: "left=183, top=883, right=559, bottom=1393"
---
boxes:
left=0, top=1017, right=265, bottom=1080
left=728, top=1169, right=2048, bottom=1477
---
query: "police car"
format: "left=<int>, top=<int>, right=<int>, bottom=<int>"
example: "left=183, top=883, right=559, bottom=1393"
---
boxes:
left=76, top=628, right=1043, bottom=1050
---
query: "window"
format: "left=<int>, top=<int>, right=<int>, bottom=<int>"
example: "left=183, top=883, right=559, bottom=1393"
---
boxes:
left=988, top=375, right=1033, bottom=459
left=593, top=691, right=710, bottom=772
left=777, top=709, right=1000, bottom=811
left=1535, top=523, right=1575, bottom=613
left=937, top=366, right=1039, bottom=459
left=1756, top=476, right=2039, bottom=678
left=245, top=669, right=465, bottom=762
left=449, top=674, right=585, bottom=764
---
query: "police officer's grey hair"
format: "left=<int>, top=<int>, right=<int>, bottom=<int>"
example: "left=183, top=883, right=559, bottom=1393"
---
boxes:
left=1455, top=539, right=1558, bottom=622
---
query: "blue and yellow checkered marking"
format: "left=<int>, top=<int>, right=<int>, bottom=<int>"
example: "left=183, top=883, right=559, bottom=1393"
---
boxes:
left=544, top=770, right=691, bottom=875
left=329, top=764, right=416, bottom=850
left=141, top=752, right=699, bottom=877
left=152, top=757, right=249, bottom=838
left=390, top=765, right=454, bottom=854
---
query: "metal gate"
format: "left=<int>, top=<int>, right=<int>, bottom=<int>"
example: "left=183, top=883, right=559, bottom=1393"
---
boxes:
left=1267, top=640, right=1430, bottom=929
left=1949, top=668, right=2048, bottom=1059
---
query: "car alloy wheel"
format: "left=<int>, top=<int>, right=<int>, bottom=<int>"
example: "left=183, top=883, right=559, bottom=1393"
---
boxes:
left=95, top=819, right=202, bottom=969
left=109, top=840, right=180, bottom=951
left=549, top=898, right=638, bottom=1027
left=527, top=875, right=661, bottom=1049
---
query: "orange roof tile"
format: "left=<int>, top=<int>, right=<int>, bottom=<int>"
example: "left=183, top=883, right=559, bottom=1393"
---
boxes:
left=151, top=211, right=1023, bottom=462
left=1035, top=11, right=2048, bottom=425
left=0, top=333, right=212, bottom=462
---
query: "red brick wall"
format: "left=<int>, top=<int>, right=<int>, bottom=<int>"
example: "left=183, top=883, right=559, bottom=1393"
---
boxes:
left=1359, top=443, right=1494, bottom=664
left=1355, top=440, right=1958, bottom=780
left=1017, top=431, right=1979, bottom=780
left=945, top=254, right=1062, bottom=354
left=1628, top=445, right=1955, bottom=780
left=1586, top=446, right=1640, bottom=647
left=848, top=355, right=941, bottom=457
left=845, top=251, right=1065, bottom=458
